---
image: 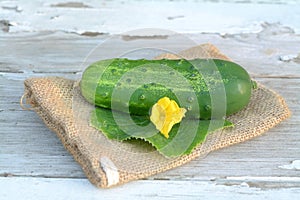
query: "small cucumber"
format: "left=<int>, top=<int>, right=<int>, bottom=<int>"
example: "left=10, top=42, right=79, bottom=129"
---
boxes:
left=80, top=58, right=254, bottom=119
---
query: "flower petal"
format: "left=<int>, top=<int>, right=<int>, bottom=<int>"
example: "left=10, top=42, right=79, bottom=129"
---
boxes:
left=150, top=97, right=187, bottom=138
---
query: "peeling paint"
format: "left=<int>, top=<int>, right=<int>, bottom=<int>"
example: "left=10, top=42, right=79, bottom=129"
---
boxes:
left=279, top=53, right=300, bottom=63
left=167, top=15, right=185, bottom=20
left=0, top=20, right=10, bottom=32
left=2, top=5, right=23, bottom=12
left=227, top=176, right=300, bottom=183
left=279, top=54, right=298, bottom=62
left=51, top=2, right=92, bottom=8
left=278, top=160, right=300, bottom=170
left=1, top=0, right=300, bottom=35
left=260, top=22, right=295, bottom=35
left=79, top=31, right=107, bottom=37
left=240, top=182, right=250, bottom=187
left=122, top=35, right=169, bottom=41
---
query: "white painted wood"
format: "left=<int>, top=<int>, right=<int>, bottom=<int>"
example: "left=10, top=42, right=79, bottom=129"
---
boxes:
left=1, top=177, right=300, bottom=200
left=1, top=0, right=300, bottom=198
left=1, top=30, right=300, bottom=79
left=1, top=0, right=300, bottom=35
left=1, top=62, right=299, bottom=180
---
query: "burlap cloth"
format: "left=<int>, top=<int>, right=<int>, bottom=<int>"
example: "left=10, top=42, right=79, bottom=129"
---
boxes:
left=21, top=44, right=290, bottom=188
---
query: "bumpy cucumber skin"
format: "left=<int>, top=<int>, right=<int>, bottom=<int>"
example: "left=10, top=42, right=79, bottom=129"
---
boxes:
left=80, top=58, right=253, bottom=119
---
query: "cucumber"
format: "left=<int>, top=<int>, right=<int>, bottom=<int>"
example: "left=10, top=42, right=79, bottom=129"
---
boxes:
left=80, top=58, right=254, bottom=119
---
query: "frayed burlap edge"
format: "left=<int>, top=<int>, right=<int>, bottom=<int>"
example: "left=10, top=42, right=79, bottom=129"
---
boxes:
left=22, top=78, right=106, bottom=187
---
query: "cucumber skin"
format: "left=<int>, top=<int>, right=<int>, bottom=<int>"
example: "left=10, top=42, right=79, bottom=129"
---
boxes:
left=80, top=58, right=253, bottom=119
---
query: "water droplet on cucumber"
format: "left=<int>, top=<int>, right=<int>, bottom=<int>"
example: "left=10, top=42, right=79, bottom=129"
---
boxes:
left=102, top=120, right=108, bottom=128
left=204, top=105, right=211, bottom=111
left=178, top=59, right=184, bottom=65
left=187, top=97, right=194, bottom=103
left=139, top=94, right=145, bottom=100
left=101, top=92, right=108, bottom=98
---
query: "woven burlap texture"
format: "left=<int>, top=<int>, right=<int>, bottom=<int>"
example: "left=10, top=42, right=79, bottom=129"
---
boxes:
left=22, top=44, right=290, bottom=188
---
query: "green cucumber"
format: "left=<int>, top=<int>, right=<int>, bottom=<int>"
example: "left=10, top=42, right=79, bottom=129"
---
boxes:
left=80, top=58, right=254, bottom=119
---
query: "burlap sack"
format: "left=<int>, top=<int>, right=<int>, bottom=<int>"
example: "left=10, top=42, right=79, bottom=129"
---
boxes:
left=21, top=44, right=290, bottom=188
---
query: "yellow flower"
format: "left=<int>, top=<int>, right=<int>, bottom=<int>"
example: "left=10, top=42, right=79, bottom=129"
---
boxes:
left=150, top=97, right=187, bottom=138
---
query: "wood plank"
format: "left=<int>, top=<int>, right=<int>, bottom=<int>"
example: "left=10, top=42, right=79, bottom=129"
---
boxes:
left=1, top=76, right=299, bottom=182
left=1, top=0, right=300, bottom=35
left=1, top=0, right=299, bottom=196
left=1, top=30, right=300, bottom=78
left=1, top=177, right=300, bottom=200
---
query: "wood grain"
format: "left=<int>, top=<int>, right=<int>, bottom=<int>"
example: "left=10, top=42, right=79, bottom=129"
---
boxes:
left=1, top=32, right=300, bottom=78
left=1, top=177, right=300, bottom=200
left=0, top=1, right=300, bottom=197
left=1, top=76, right=299, bottom=180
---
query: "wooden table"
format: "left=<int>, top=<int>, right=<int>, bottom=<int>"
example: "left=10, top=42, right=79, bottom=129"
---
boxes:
left=1, top=1, right=300, bottom=199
